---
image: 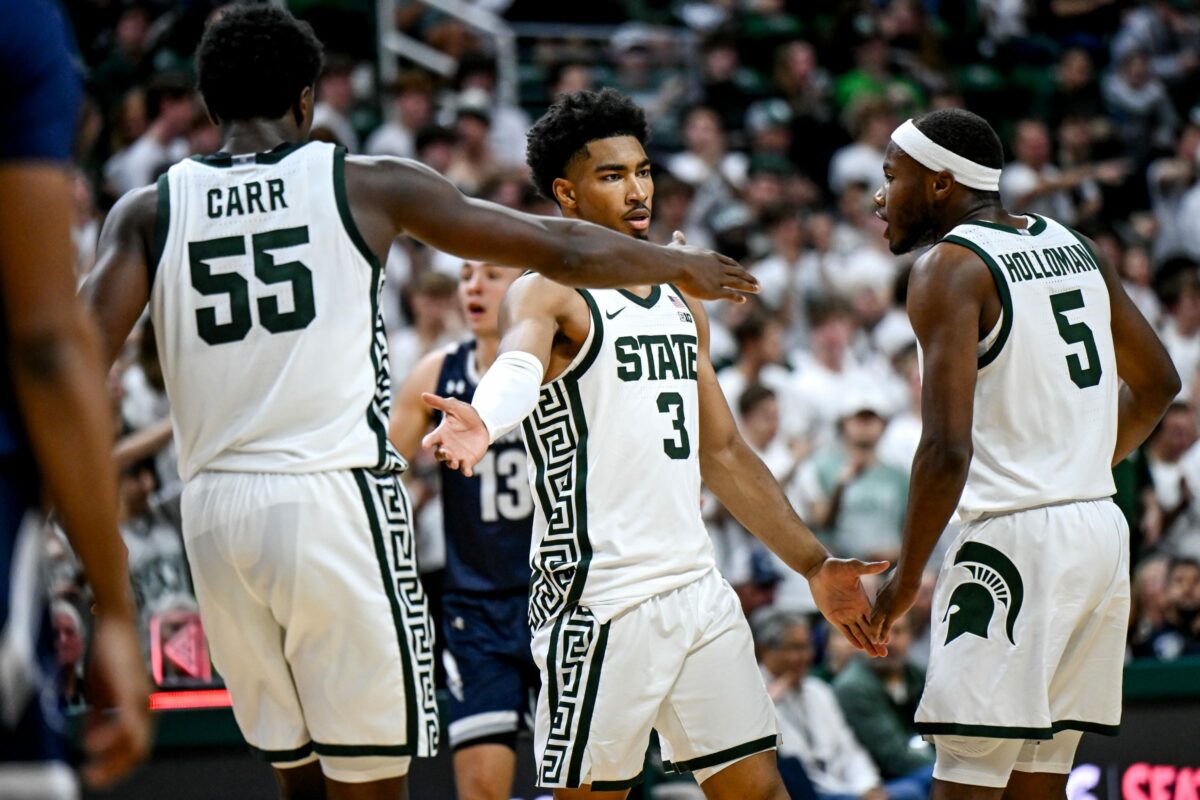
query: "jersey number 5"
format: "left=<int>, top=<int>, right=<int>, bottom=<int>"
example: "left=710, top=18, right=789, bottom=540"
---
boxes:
left=188, top=226, right=316, bottom=345
left=1049, top=289, right=1102, bottom=389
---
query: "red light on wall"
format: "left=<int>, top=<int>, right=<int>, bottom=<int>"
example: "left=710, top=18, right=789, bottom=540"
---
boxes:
left=148, top=689, right=232, bottom=712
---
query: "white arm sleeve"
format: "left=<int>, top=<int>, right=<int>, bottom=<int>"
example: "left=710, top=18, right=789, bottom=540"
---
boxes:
left=472, top=350, right=545, bottom=444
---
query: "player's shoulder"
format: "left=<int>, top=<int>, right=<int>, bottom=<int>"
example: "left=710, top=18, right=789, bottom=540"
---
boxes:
left=104, top=184, right=160, bottom=243
left=506, top=270, right=579, bottom=304
left=402, top=345, right=454, bottom=394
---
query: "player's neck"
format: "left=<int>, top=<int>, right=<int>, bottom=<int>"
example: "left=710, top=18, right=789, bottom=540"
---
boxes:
left=217, top=119, right=301, bottom=156
left=939, top=198, right=1028, bottom=239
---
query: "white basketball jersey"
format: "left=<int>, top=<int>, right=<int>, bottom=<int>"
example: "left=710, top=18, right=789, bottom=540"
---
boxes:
left=522, top=285, right=716, bottom=629
left=939, top=214, right=1118, bottom=523
left=149, top=141, right=403, bottom=481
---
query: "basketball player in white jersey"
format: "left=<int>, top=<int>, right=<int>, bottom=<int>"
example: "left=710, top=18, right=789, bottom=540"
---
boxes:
left=79, top=8, right=760, bottom=800
left=866, top=109, right=1179, bottom=798
left=423, top=89, right=888, bottom=799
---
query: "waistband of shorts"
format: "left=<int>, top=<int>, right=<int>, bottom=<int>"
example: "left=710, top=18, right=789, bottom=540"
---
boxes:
left=967, top=495, right=1116, bottom=524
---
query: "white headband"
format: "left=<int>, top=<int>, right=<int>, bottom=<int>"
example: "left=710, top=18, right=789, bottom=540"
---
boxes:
left=890, top=119, right=1001, bottom=191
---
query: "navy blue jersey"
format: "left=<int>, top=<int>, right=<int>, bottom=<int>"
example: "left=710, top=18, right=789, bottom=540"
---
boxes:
left=436, top=341, right=533, bottom=594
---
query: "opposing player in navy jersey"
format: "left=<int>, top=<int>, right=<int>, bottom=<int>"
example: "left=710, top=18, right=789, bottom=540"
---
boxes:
left=0, top=0, right=149, bottom=795
left=390, top=261, right=535, bottom=800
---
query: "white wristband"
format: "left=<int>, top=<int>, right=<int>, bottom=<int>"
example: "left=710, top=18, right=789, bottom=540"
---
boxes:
left=472, top=350, right=545, bottom=444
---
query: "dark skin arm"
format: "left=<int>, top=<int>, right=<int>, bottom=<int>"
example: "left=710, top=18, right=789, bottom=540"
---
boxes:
left=868, top=242, right=991, bottom=644
left=0, top=165, right=150, bottom=788
left=1087, top=235, right=1181, bottom=463
left=344, top=157, right=758, bottom=301
left=685, top=293, right=888, bottom=655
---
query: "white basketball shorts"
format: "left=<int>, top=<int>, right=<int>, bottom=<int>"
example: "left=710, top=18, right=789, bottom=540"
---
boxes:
left=530, top=568, right=779, bottom=791
left=181, top=469, right=438, bottom=782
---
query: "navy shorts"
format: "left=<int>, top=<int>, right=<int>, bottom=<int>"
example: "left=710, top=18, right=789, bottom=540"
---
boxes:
left=442, top=591, right=539, bottom=750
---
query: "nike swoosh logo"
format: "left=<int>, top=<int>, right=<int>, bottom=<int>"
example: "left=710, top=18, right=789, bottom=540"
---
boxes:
left=605, top=307, right=626, bottom=320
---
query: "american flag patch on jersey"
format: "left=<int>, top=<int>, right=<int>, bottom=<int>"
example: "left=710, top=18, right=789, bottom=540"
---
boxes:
left=668, top=294, right=686, bottom=309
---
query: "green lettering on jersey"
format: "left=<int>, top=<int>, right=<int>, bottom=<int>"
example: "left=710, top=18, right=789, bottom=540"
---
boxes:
left=226, top=185, right=245, bottom=216
left=998, top=253, right=1022, bottom=283
left=268, top=179, right=288, bottom=210
left=245, top=181, right=267, bottom=214
left=614, top=336, right=642, bottom=382
left=206, top=189, right=223, bottom=219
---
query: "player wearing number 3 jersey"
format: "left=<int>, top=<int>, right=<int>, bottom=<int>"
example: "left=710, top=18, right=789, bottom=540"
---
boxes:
left=389, top=260, right=537, bottom=800
left=867, top=110, right=1179, bottom=799
left=80, top=8, right=760, bottom=799
left=423, top=90, right=888, bottom=800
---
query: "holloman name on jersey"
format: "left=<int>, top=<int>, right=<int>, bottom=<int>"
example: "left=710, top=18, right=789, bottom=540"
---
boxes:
left=205, top=178, right=289, bottom=219
left=614, top=333, right=698, bottom=382
left=997, top=242, right=1098, bottom=285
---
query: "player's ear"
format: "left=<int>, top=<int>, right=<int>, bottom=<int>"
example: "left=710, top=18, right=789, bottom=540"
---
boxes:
left=931, top=170, right=954, bottom=201
left=294, top=85, right=315, bottom=130
left=552, top=177, right=577, bottom=210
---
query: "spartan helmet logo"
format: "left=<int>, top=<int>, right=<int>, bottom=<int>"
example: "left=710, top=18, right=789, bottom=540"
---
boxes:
left=943, top=541, right=1024, bottom=646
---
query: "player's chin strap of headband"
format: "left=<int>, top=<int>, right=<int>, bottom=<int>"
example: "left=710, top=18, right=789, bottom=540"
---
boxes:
left=890, top=119, right=1002, bottom=192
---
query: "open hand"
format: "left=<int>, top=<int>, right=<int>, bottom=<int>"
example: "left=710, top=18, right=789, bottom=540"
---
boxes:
left=421, top=393, right=489, bottom=476
left=667, top=230, right=759, bottom=303
left=867, top=569, right=920, bottom=651
left=807, top=556, right=890, bottom=656
left=82, top=615, right=152, bottom=789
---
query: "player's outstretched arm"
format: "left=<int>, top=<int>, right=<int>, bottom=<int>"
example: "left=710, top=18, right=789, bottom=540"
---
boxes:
left=358, top=157, right=759, bottom=301
left=868, top=243, right=985, bottom=647
left=423, top=274, right=575, bottom=474
left=389, top=350, right=446, bottom=463
left=1088, top=236, right=1180, bottom=463
left=0, top=165, right=150, bottom=787
left=683, top=292, right=887, bottom=654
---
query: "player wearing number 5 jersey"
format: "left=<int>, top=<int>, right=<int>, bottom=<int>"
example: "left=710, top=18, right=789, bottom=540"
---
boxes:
left=867, top=110, right=1179, bottom=799
left=389, top=260, right=538, bottom=800
left=80, top=8, right=759, bottom=799
left=424, top=90, right=888, bottom=800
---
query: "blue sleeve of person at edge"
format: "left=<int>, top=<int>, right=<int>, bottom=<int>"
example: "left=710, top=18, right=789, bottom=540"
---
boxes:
left=0, top=0, right=83, bottom=162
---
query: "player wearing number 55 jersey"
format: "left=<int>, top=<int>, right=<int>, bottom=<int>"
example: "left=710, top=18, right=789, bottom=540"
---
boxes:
left=424, top=90, right=887, bottom=800
left=80, top=8, right=759, bottom=799
left=389, top=261, right=537, bottom=800
left=867, top=110, right=1179, bottom=799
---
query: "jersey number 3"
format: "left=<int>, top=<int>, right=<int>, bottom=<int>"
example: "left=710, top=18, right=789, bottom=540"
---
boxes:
left=188, top=226, right=316, bottom=345
left=1050, top=289, right=1102, bottom=389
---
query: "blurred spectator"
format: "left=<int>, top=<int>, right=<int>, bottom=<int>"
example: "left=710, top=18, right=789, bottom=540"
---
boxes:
left=829, top=101, right=894, bottom=196
left=791, top=390, right=908, bottom=562
left=738, top=383, right=806, bottom=486
left=1122, top=245, right=1164, bottom=328
left=647, top=172, right=713, bottom=250
left=752, top=609, right=900, bottom=800
left=699, top=33, right=766, bottom=136
left=415, top=124, right=458, bottom=174
left=1130, top=553, right=1171, bottom=651
left=91, top=1, right=153, bottom=110
left=1148, top=118, right=1200, bottom=261
left=388, top=271, right=462, bottom=385
left=445, top=89, right=500, bottom=195
left=752, top=205, right=816, bottom=345
left=746, top=98, right=795, bottom=160
left=72, top=170, right=102, bottom=279
left=52, top=599, right=87, bottom=709
left=1146, top=402, right=1200, bottom=553
left=1157, top=262, right=1200, bottom=397
left=719, top=309, right=806, bottom=442
left=1048, top=47, right=1106, bottom=127
left=877, top=343, right=921, bottom=472
left=311, top=55, right=360, bottom=150
left=832, top=613, right=935, bottom=792
left=549, top=61, right=595, bottom=99
left=1131, top=556, right=1200, bottom=660
left=999, top=118, right=1121, bottom=226
left=791, top=298, right=886, bottom=440
left=1102, top=48, right=1180, bottom=161
left=366, top=71, right=436, bottom=158
left=668, top=105, right=748, bottom=228
left=1111, top=0, right=1200, bottom=92
left=453, top=53, right=531, bottom=166
left=833, top=30, right=923, bottom=114
left=103, top=73, right=194, bottom=196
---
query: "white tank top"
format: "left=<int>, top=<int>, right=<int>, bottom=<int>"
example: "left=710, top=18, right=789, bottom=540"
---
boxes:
left=522, top=285, right=716, bottom=629
left=149, top=141, right=403, bottom=481
left=938, top=214, right=1118, bottom=523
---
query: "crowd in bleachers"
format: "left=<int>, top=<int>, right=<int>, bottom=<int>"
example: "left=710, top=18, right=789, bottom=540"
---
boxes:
left=48, top=0, right=1200, bottom=791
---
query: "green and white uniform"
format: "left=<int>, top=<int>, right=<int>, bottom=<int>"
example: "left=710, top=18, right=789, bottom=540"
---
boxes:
left=151, top=142, right=436, bottom=778
left=916, top=215, right=1129, bottom=782
left=523, top=285, right=778, bottom=790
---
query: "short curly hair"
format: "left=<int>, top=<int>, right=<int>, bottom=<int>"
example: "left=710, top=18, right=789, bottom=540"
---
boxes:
left=913, top=109, right=1004, bottom=170
left=196, top=4, right=324, bottom=125
left=526, top=89, right=649, bottom=203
